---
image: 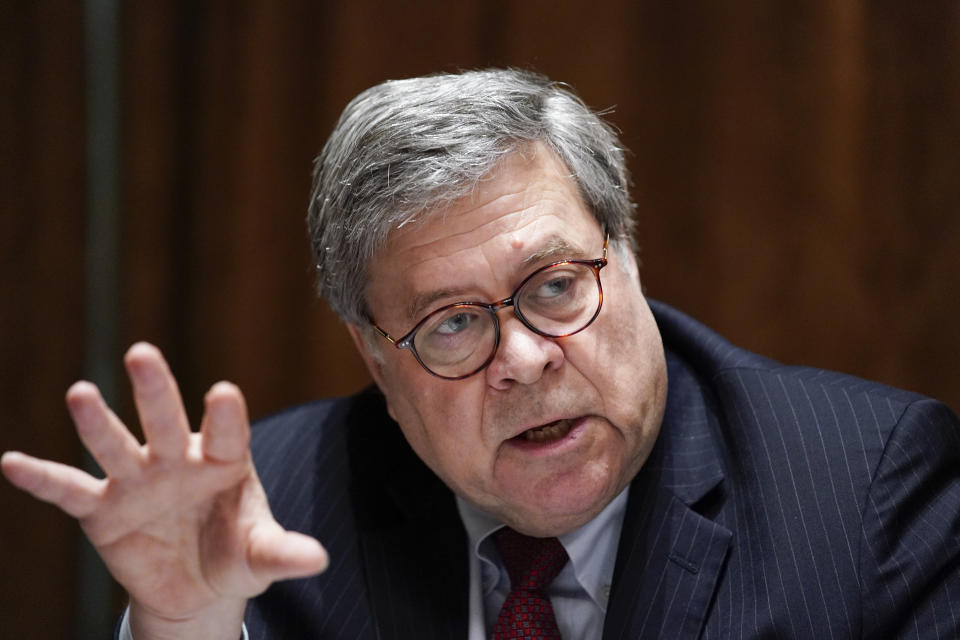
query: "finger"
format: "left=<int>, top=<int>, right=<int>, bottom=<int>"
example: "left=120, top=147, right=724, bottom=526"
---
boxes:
left=200, top=382, right=251, bottom=463
left=1, top=451, right=104, bottom=518
left=66, top=381, right=143, bottom=479
left=247, top=525, right=329, bottom=583
left=125, top=342, right=190, bottom=460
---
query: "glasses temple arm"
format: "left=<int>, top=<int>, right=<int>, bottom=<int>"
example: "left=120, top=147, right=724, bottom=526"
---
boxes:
left=372, top=324, right=398, bottom=345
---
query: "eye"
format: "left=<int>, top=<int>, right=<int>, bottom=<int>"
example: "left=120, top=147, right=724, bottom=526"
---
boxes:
left=523, top=267, right=581, bottom=306
left=435, top=311, right=476, bottom=335
left=416, top=306, right=489, bottom=363
left=536, top=276, right=573, bottom=299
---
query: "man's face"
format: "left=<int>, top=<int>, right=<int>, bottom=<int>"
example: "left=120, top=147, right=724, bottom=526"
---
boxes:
left=352, top=144, right=667, bottom=537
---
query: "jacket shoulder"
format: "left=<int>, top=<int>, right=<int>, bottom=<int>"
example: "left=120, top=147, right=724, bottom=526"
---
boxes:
left=649, top=297, right=927, bottom=413
left=651, top=297, right=939, bottom=509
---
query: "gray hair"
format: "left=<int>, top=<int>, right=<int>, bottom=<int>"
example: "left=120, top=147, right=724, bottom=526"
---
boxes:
left=307, top=68, right=637, bottom=325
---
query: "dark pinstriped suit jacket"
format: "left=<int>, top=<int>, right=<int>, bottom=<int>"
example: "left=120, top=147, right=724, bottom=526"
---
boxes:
left=245, top=299, right=960, bottom=639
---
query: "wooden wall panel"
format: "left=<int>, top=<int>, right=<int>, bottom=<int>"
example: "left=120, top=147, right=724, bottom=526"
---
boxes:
left=0, top=2, right=87, bottom=636
left=3, top=1, right=959, bottom=637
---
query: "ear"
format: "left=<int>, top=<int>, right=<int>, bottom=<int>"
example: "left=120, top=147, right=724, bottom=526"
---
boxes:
left=345, top=323, right=398, bottom=421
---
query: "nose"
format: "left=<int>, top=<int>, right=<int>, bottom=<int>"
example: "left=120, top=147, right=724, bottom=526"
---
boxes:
left=485, top=313, right=564, bottom=390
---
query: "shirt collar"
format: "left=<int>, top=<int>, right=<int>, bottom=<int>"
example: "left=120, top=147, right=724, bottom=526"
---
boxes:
left=455, top=487, right=630, bottom=612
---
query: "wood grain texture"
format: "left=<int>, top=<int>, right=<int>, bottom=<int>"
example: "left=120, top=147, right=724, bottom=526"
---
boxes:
left=2, top=1, right=958, bottom=637
left=0, top=1, right=87, bottom=636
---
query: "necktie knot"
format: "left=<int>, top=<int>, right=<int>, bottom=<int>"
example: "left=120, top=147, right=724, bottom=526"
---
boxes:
left=494, top=527, right=568, bottom=591
left=492, top=527, right=569, bottom=639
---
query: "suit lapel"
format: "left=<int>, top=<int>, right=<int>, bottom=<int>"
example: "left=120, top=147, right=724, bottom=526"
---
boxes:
left=346, top=387, right=470, bottom=640
left=603, top=480, right=732, bottom=639
left=603, top=352, right=733, bottom=640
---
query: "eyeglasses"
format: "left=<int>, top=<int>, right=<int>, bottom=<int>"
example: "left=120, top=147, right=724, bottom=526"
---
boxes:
left=372, top=238, right=608, bottom=380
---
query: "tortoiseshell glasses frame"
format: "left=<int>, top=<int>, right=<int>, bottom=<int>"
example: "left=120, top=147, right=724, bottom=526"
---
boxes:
left=371, top=237, right=609, bottom=380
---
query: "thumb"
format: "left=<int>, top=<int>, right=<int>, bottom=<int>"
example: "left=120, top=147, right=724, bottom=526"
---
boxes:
left=248, top=525, right=329, bottom=583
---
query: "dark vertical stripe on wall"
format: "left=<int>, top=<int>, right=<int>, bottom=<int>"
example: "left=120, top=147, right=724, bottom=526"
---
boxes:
left=79, top=0, right=121, bottom=637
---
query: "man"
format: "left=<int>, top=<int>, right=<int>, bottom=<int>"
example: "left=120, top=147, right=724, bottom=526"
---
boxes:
left=3, top=69, right=959, bottom=639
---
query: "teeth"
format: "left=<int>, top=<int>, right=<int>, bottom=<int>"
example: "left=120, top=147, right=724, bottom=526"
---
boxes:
left=523, top=419, right=572, bottom=442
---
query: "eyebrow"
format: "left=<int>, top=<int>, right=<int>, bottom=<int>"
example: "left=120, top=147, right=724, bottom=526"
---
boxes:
left=406, top=287, right=471, bottom=326
left=521, top=235, right=588, bottom=266
left=403, top=234, right=590, bottom=325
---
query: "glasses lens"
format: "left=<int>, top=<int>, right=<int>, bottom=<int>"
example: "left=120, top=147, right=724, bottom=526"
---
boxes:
left=413, top=304, right=497, bottom=378
left=516, top=262, right=600, bottom=336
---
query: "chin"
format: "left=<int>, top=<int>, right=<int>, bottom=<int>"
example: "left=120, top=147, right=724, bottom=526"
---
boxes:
left=504, top=471, right=623, bottom=536
left=503, top=504, right=602, bottom=538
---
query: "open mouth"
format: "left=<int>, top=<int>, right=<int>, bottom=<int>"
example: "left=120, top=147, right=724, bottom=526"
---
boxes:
left=518, top=418, right=573, bottom=443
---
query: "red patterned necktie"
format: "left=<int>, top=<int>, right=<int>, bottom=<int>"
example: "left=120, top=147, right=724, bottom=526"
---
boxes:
left=492, top=527, right=569, bottom=640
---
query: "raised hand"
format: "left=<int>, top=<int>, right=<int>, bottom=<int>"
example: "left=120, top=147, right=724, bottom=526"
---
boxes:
left=1, top=343, right=328, bottom=639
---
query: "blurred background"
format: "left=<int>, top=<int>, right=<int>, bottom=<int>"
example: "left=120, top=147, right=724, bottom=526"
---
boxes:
left=2, top=1, right=958, bottom=637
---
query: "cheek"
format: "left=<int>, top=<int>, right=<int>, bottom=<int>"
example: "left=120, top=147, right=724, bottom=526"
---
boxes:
left=378, top=363, right=491, bottom=478
left=589, top=279, right=666, bottom=427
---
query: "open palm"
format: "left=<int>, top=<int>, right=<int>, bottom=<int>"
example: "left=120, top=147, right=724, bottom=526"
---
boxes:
left=1, top=343, right=328, bottom=637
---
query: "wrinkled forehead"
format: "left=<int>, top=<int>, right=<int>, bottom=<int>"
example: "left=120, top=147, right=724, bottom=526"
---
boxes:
left=362, top=146, right=606, bottom=325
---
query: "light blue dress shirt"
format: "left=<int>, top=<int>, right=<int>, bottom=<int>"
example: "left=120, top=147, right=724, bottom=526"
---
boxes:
left=456, top=488, right=629, bottom=640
